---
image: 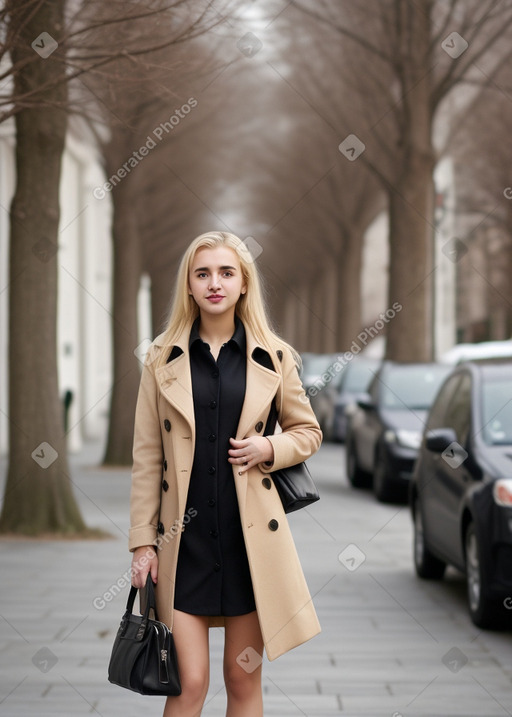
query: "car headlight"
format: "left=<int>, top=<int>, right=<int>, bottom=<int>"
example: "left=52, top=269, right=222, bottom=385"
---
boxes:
left=384, top=429, right=422, bottom=449
left=493, top=479, right=512, bottom=507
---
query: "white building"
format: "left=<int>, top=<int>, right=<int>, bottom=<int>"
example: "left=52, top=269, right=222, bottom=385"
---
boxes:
left=0, top=119, right=113, bottom=454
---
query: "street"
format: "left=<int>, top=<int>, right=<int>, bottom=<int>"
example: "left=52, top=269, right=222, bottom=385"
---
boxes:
left=1, top=441, right=512, bottom=716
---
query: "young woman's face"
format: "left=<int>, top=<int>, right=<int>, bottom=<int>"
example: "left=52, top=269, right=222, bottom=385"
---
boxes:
left=188, top=246, right=246, bottom=318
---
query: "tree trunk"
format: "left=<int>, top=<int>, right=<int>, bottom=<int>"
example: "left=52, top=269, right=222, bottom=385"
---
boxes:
left=385, top=158, right=435, bottom=362
left=385, top=1, right=435, bottom=363
left=336, top=231, right=364, bottom=351
left=0, top=0, right=87, bottom=535
left=103, top=178, right=142, bottom=466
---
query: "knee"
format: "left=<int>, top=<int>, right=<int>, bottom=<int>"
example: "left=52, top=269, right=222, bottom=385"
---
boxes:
left=180, top=667, right=209, bottom=704
left=224, top=661, right=261, bottom=702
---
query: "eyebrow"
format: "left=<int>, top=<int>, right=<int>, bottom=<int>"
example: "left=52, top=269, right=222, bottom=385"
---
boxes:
left=193, top=265, right=237, bottom=273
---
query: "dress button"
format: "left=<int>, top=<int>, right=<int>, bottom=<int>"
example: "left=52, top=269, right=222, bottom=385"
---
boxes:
left=262, top=478, right=272, bottom=490
left=157, top=522, right=165, bottom=535
left=162, top=480, right=169, bottom=492
left=208, top=498, right=216, bottom=507
left=163, top=460, right=168, bottom=471
left=214, top=562, right=221, bottom=572
left=208, top=466, right=216, bottom=474
left=208, top=433, right=217, bottom=442
left=209, top=400, right=217, bottom=409
left=268, top=519, right=279, bottom=531
left=163, top=419, right=171, bottom=432
left=210, top=529, right=218, bottom=538
left=255, top=421, right=264, bottom=432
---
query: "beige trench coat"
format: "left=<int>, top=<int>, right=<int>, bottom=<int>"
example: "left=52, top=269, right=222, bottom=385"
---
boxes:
left=129, top=323, right=322, bottom=661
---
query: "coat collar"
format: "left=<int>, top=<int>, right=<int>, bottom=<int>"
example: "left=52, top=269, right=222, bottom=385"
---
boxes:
left=154, top=320, right=281, bottom=438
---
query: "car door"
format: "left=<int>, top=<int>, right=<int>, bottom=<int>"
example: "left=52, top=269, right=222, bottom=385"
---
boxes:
left=356, top=374, right=381, bottom=472
left=425, top=372, right=473, bottom=565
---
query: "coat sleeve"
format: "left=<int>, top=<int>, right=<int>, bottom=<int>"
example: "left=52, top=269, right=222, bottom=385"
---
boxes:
left=261, top=348, right=322, bottom=472
left=129, top=346, right=164, bottom=552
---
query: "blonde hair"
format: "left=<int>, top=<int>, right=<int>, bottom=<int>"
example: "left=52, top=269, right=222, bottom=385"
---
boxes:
left=154, top=231, right=299, bottom=368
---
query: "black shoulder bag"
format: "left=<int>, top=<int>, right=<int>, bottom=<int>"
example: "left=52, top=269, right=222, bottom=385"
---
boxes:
left=264, top=396, right=320, bottom=513
left=108, top=573, right=181, bottom=696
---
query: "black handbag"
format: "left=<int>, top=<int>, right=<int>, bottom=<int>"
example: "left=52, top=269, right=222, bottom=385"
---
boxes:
left=264, top=397, right=320, bottom=513
left=108, top=574, right=181, bottom=696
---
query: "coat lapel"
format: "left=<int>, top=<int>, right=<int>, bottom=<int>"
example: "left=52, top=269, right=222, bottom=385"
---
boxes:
left=236, top=353, right=280, bottom=440
left=155, top=355, right=195, bottom=430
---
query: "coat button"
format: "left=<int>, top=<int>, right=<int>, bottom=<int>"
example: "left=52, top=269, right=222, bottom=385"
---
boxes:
left=255, top=421, right=264, bottom=432
left=209, top=400, right=217, bottom=409
left=157, top=522, right=165, bottom=535
left=164, top=419, right=171, bottom=432
left=262, top=477, right=272, bottom=490
left=162, top=480, right=169, bottom=492
left=208, top=498, right=216, bottom=507
left=208, top=466, right=216, bottom=474
left=208, top=433, right=216, bottom=442
left=268, top=519, right=279, bottom=531
left=214, top=562, right=221, bottom=572
left=163, top=459, right=168, bottom=471
left=210, top=529, right=218, bottom=538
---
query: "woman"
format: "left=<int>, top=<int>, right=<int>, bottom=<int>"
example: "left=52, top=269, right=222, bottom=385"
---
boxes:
left=130, top=231, right=322, bottom=716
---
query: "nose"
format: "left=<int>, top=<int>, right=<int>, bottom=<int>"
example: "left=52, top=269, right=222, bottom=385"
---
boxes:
left=208, top=274, right=221, bottom=291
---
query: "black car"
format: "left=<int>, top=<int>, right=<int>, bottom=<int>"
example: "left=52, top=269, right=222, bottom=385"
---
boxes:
left=346, top=361, right=451, bottom=502
left=332, top=357, right=381, bottom=442
left=410, top=360, right=512, bottom=628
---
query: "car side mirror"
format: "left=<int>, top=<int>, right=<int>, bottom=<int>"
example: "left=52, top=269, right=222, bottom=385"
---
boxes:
left=356, top=394, right=374, bottom=410
left=425, top=428, right=458, bottom=453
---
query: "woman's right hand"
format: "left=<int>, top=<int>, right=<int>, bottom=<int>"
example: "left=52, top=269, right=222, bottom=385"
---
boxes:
left=131, top=545, right=158, bottom=588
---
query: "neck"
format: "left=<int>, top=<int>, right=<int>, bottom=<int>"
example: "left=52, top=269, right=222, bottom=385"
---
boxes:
left=198, top=310, right=236, bottom=345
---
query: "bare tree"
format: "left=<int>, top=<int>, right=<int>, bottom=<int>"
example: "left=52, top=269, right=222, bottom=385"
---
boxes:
left=0, top=0, right=228, bottom=534
left=292, top=0, right=512, bottom=361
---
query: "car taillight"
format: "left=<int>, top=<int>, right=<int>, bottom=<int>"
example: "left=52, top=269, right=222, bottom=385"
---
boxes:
left=493, top=480, right=512, bottom=507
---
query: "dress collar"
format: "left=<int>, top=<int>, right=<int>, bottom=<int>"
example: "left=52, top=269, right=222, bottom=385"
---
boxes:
left=189, top=315, right=246, bottom=353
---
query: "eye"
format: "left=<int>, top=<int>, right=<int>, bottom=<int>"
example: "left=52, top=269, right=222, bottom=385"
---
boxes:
left=197, top=272, right=208, bottom=279
left=223, top=271, right=233, bottom=277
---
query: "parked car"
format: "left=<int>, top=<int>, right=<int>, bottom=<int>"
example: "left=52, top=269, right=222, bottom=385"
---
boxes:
left=440, top=339, right=512, bottom=365
left=345, top=361, right=451, bottom=502
left=300, top=353, right=343, bottom=441
left=410, top=359, right=512, bottom=629
left=332, top=357, right=381, bottom=442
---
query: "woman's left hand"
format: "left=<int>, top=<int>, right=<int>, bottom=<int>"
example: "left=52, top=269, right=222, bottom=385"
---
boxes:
left=228, top=436, right=274, bottom=473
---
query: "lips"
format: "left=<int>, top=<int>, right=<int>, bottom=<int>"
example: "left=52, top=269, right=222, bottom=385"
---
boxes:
left=206, top=295, right=224, bottom=303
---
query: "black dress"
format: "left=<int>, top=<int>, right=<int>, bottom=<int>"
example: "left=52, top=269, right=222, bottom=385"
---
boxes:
left=173, top=317, right=256, bottom=616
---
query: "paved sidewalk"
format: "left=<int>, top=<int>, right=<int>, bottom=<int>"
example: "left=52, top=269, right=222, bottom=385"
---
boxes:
left=1, top=441, right=512, bottom=716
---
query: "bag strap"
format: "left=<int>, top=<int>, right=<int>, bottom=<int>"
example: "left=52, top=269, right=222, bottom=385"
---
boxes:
left=123, top=574, right=159, bottom=640
left=264, top=349, right=283, bottom=437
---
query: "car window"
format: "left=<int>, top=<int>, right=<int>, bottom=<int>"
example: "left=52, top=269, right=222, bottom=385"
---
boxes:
left=481, top=378, right=512, bottom=445
left=343, top=362, right=378, bottom=393
left=442, top=374, right=472, bottom=444
left=427, top=374, right=462, bottom=431
left=380, top=365, right=450, bottom=410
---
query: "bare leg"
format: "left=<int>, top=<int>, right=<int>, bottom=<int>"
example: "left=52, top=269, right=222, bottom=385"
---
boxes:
left=223, top=611, right=264, bottom=717
left=163, top=610, right=210, bottom=717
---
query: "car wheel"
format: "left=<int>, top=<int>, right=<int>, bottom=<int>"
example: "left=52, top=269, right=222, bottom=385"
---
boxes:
left=465, top=522, right=500, bottom=628
left=346, top=436, right=370, bottom=488
left=413, top=498, right=446, bottom=579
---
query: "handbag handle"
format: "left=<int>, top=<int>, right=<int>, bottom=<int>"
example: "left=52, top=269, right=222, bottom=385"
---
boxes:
left=122, top=573, right=158, bottom=640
